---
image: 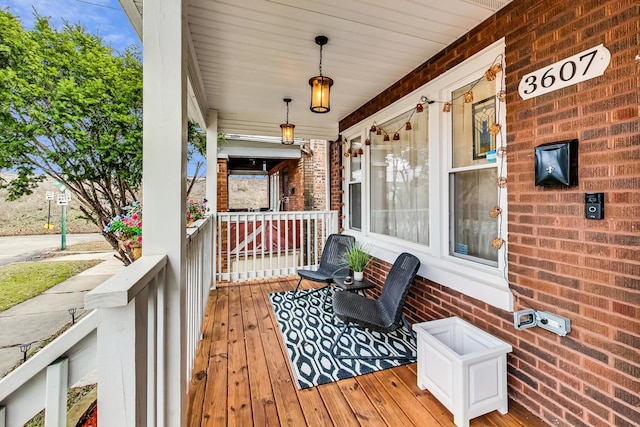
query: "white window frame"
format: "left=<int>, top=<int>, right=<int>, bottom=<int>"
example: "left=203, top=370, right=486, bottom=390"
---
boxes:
left=345, top=135, right=363, bottom=231
left=341, top=39, right=512, bottom=311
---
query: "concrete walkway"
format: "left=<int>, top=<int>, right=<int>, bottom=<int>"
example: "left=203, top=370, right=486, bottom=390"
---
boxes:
left=0, top=233, right=103, bottom=266
left=0, top=249, right=124, bottom=378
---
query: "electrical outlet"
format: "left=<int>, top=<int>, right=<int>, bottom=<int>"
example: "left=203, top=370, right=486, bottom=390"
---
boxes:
left=536, top=311, right=571, bottom=336
left=514, top=309, right=571, bottom=336
left=514, top=309, right=537, bottom=330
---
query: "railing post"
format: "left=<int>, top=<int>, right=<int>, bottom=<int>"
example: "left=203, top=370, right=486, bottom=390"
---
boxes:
left=0, top=406, right=5, bottom=427
left=44, top=358, right=68, bottom=426
left=96, top=293, right=148, bottom=427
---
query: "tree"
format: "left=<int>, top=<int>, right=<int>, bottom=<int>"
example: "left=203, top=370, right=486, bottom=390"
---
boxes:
left=0, top=11, right=142, bottom=263
left=0, top=10, right=220, bottom=265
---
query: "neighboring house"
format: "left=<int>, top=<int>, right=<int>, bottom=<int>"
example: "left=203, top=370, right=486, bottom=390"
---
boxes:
left=217, top=137, right=327, bottom=212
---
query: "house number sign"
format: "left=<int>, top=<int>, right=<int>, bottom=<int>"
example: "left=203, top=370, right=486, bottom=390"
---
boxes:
left=518, top=44, right=611, bottom=100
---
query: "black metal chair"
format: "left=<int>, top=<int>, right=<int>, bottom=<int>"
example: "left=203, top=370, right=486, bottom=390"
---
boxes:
left=293, top=233, right=355, bottom=302
left=329, top=252, right=420, bottom=360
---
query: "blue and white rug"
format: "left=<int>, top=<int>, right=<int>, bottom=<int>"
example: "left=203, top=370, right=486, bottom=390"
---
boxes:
left=269, top=289, right=416, bottom=389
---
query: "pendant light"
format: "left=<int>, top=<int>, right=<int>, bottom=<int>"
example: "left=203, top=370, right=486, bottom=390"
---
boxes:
left=280, top=98, right=295, bottom=145
left=280, top=98, right=296, bottom=145
left=309, top=35, right=333, bottom=113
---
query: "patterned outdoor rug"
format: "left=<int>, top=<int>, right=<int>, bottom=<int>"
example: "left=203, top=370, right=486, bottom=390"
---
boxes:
left=269, top=289, right=417, bottom=389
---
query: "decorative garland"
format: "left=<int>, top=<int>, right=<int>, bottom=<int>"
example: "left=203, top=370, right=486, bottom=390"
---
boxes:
left=340, top=54, right=508, bottom=259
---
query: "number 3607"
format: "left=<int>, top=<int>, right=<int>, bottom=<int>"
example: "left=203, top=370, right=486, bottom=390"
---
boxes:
left=518, top=44, right=610, bottom=100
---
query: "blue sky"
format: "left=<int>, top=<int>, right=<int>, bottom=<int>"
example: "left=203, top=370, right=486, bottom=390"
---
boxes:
left=1, top=0, right=140, bottom=53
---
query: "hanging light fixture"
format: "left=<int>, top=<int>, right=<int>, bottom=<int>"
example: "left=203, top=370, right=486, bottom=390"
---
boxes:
left=280, top=98, right=295, bottom=145
left=309, top=35, right=333, bottom=113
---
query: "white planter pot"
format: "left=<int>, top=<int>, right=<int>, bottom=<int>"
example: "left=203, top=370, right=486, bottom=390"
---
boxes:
left=353, top=271, right=364, bottom=281
left=413, top=317, right=512, bottom=427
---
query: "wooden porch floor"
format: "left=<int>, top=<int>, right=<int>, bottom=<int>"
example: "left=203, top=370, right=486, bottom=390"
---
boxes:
left=187, top=277, right=546, bottom=427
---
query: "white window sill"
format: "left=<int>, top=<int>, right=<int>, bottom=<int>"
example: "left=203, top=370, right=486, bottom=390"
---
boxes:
left=349, top=232, right=514, bottom=312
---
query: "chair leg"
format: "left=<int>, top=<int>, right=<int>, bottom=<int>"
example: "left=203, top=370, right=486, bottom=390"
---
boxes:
left=402, top=315, right=415, bottom=340
left=330, top=321, right=416, bottom=361
left=329, top=323, right=349, bottom=355
left=293, top=277, right=303, bottom=297
left=322, top=285, right=333, bottom=311
left=293, top=278, right=329, bottom=300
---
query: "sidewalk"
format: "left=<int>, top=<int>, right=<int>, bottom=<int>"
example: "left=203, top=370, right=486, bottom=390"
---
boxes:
left=0, top=233, right=103, bottom=266
left=0, top=250, right=124, bottom=378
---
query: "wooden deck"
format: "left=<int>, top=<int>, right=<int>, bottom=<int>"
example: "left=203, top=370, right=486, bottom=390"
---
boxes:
left=187, top=278, right=546, bottom=427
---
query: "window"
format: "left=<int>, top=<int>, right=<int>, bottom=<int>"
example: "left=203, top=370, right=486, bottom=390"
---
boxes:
left=370, top=110, right=429, bottom=245
left=449, top=79, right=499, bottom=266
left=348, top=136, right=362, bottom=230
left=341, top=40, right=509, bottom=310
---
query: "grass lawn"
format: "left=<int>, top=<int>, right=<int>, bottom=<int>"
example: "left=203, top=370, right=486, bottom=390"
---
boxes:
left=0, top=260, right=101, bottom=312
left=58, top=240, right=112, bottom=252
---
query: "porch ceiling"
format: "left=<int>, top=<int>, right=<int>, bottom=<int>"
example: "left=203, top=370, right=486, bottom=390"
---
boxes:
left=121, top=0, right=512, bottom=141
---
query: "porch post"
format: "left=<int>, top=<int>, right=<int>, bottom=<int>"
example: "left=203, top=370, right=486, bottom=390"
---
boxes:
left=143, top=0, right=187, bottom=426
left=206, top=110, right=218, bottom=290
left=205, top=109, right=218, bottom=213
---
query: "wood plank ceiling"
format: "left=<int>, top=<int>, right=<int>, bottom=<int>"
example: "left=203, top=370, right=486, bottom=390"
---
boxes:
left=122, top=0, right=512, bottom=141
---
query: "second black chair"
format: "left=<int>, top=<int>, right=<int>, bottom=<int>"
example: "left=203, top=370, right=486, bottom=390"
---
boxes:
left=293, top=233, right=355, bottom=301
left=329, top=252, right=421, bottom=360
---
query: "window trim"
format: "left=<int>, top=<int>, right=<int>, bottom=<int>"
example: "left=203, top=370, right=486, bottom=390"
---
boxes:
left=341, top=39, right=512, bottom=311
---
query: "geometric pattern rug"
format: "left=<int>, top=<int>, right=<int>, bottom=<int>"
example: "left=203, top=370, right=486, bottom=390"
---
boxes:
left=269, top=289, right=417, bottom=389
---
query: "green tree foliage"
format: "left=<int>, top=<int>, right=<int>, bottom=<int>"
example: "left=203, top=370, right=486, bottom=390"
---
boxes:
left=0, top=10, right=212, bottom=264
left=0, top=10, right=142, bottom=263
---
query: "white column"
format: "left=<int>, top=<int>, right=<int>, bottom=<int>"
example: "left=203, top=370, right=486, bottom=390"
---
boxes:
left=205, top=110, right=218, bottom=290
left=143, top=0, right=187, bottom=426
left=205, top=109, right=218, bottom=212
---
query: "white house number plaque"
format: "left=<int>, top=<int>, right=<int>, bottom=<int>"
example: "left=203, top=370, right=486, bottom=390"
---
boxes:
left=518, top=44, right=611, bottom=100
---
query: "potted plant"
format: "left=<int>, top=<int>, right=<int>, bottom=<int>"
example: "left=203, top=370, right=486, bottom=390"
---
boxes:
left=186, top=198, right=209, bottom=226
left=342, top=242, right=371, bottom=281
left=104, top=201, right=143, bottom=263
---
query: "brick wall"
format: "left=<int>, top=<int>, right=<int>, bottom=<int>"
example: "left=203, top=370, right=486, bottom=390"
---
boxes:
left=309, top=141, right=328, bottom=210
left=329, top=140, right=344, bottom=230
left=300, top=140, right=328, bottom=211
left=216, top=158, right=229, bottom=273
left=216, top=158, right=228, bottom=212
left=337, top=1, right=639, bottom=426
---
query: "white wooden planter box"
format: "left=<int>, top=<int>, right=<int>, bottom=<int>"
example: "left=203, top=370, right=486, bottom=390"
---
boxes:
left=413, top=317, right=512, bottom=427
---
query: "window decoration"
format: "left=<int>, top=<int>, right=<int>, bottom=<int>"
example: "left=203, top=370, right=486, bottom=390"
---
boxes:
left=344, top=54, right=507, bottom=258
left=368, top=54, right=505, bottom=155
left=369, top=109, right=429, bottom=245
left=472, top=96, right=496, bottom=160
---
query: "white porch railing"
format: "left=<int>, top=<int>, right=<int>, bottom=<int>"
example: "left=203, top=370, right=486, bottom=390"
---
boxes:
left=0, top=215, right=215, bottom=427
left=0, top=311, right=97, bottom=426
left=216, top=210, right=338, bottom=282
left=185, top=216, right=214, bottom=379
left=82, top=254, right=169, bottom=427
